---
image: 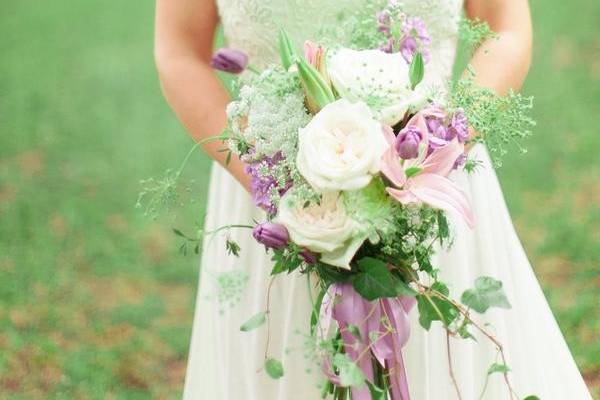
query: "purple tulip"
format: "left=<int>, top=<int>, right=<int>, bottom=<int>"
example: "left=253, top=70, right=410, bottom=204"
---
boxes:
left=396, top=126, right=423, bottom=159
left=300, top=249, right=318, bottom=264
left=253, top=222, right=289, bottom=250
left=210, top=48, right=248, bottom=74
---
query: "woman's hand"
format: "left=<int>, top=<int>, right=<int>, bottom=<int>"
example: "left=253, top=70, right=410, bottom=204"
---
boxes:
left=154, top=0, right=251, bottom=190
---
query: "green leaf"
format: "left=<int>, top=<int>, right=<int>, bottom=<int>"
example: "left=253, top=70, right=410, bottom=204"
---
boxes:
left=395, top=280, right=418, bottom=297
left=240, top=311, right=267, bottom=332
left=461, top=276, right=511, bottom=314
left=365, top=380, right=386, bottom=400
left=416, top=284, right=459, bottom=330
left=278, top=30, right=296, bottom=70
left=265, top=358, right=284, bottom=379
left=523, top=396, right=541, bottom=400
left=409, top=52, right=424, bottom=90
left=332, top=354, right=365, bottom=388
left=405, top=166, right=422, bottom=178
left=351, top=257, right=397, bottom=301
left=487, top=362, right=510, bottom=375
left=297, top=57, right=335, bottom=110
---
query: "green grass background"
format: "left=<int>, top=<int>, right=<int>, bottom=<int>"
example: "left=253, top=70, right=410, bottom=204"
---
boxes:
left=0, top=0, right=598, bottom=398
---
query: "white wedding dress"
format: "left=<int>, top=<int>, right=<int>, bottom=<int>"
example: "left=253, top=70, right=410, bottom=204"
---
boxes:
left=183, top=0, right=593, bottom=399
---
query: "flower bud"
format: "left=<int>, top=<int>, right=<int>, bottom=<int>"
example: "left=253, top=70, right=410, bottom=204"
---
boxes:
left=395, top=126, right=423, bottom=159
left=300, top=249, right=318, bottom=264
left=210, top=48, right=248, bottom=74
left=253, top=222, right=290, bottom=250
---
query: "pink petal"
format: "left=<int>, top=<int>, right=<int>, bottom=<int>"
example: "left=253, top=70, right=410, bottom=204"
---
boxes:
left=408, top=173, right=475, bottom=228
left=381, top=148, right=407, bottom=188
left=421, top=138, right=464, bottom=177
left=381, top=124, right=396, bottom=147
left=386, top=187, right=418, bottom=204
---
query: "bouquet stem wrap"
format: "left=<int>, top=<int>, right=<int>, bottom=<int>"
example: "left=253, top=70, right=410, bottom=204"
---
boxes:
left=320, top=283, right=416, bottom=400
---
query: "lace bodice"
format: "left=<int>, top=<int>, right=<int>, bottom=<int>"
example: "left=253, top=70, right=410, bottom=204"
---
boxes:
left=217, top=0, right=464, bottom=84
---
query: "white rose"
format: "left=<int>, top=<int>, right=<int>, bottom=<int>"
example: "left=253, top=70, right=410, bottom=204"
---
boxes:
left=276, top=191, right=366, bottom=269
left=296, top=99, right=389, bottom=192
left=327, top=48, right=426, bottom=126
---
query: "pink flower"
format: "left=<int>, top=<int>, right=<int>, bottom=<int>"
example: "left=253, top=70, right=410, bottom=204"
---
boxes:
left=380, top=113, right=475, bottom=228
left=303, top=41, right=326, bottom=71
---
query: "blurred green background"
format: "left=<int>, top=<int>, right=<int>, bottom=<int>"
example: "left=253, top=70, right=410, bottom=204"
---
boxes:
left=0, top=0, right=598, bottom=398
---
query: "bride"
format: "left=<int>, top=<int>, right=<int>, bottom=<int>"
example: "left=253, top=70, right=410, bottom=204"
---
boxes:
left=154, top=0, right=592, bottom=399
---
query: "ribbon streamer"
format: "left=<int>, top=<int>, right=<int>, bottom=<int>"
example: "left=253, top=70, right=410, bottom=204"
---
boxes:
left=320, top=283, right=415, bottom=400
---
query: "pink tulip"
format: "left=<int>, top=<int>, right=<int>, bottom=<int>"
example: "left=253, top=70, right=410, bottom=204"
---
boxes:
left=380, top=113, right=475, bottom=228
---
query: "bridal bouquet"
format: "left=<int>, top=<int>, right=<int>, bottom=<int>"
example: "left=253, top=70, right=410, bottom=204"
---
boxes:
left=142, top=2, right=536, bottom=399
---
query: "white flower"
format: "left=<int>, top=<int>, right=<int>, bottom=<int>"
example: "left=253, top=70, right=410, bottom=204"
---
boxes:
left=296, top=99, right=389, bottom=192
left=276, top=191, right=366, bottom=269
left=327, top=48, right=426, bottom=125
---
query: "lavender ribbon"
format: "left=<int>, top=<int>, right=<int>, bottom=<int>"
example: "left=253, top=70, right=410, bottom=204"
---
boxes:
left=320, top=283, right=415, bottom=400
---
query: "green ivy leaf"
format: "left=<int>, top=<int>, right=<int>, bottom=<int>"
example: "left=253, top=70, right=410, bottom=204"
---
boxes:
left=395, top=280, right=418, bottom=297
left=240, top=311, right=266, bottom=332
left=487, top=363, right=510, bottom=375
left=265, top=358, right=284, bottom=379
left=461, top=276, right=511, bottom=314
left=351, top=257, right=397, bottom=301
left=417, top=282, right=458, bottom=330
left=409, top=52, right=425, bottom=90
left=332, top=354, right=365, bottom=388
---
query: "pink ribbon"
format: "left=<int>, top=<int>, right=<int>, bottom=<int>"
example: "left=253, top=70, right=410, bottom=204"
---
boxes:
left=320, top=283, right=415, bottom=400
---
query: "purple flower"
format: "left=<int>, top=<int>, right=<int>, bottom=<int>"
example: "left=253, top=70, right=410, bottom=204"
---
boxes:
left=253, top=222, right=289, bottom=249
left=449, top=108, right=470, bottom=143
left=210, top=48, right=248, bottom=74
left=377, top=11, right=392, bottom=34
left=245, top=152, right=289, bottom=214
left=396, top=126, right=423, bottom=159
left=399, top=17, right=431, bottom=64
left=300, top=249, right=318, bottom=264
left=453, top=153, right=467, bottom=170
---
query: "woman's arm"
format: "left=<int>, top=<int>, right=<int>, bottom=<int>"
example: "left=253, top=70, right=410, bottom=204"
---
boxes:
left=154, top=0, right=250, bottom=189
left=464, top=0, right=533, bottom=95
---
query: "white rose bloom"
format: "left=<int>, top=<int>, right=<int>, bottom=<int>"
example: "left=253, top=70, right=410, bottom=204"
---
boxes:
left=296, top=99, right=389, bottom=192
left=327, top=48, right=426, bottom=126
left=276, top=191, right=366, bottom=269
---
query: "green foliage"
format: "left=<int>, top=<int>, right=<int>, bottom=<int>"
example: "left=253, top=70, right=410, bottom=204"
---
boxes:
left=458, top=17, right=497, bottom=53
left=416, top=282, right=459, bottom=330
left=265, top=358, right=284, bottom=379
left=351, top=257, right=398, bottom=301
left=332, top=354, right=365, bottom=387
left=278, top=29, right=296, bottom=70
left=487, top=363, right=510, bottom=375
left=461, top=277, right=511, bottom=314
left=240, top=311, right=267, bottom=332
left=409, top=52, right=425, bottom=90
left=450, top=72, right=536, bottom=167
